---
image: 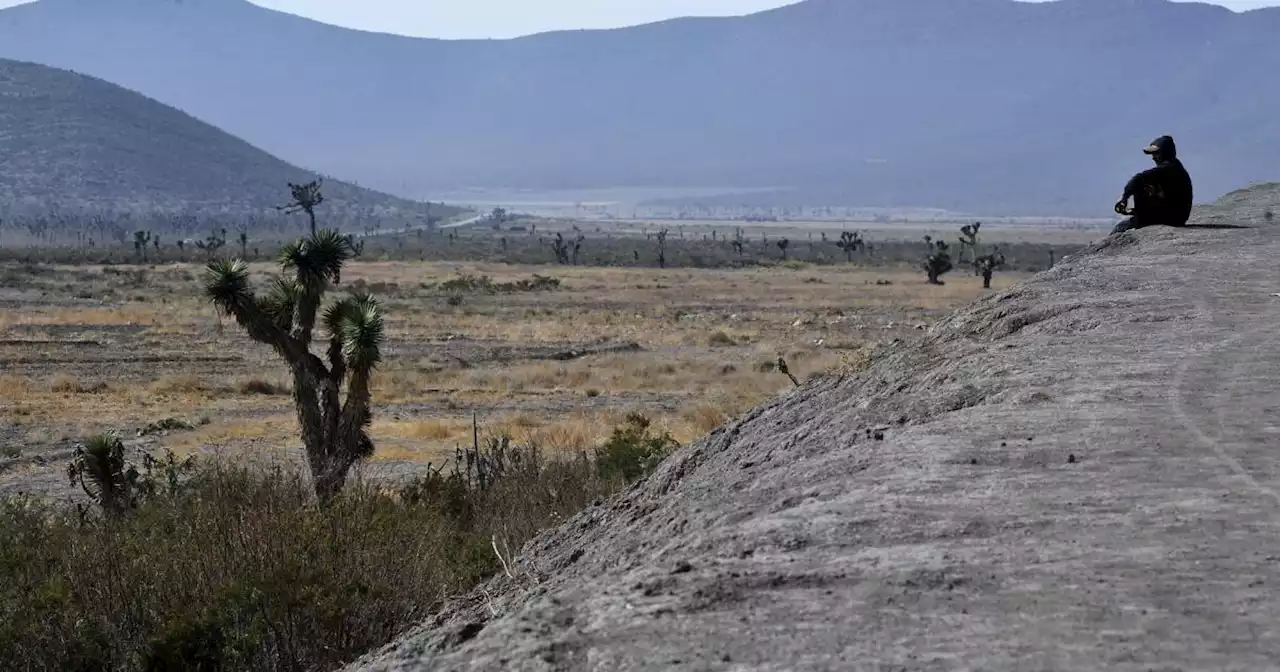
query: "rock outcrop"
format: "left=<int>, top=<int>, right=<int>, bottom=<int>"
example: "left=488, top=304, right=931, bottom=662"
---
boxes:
left=352, top=184, right=1280, bottom=671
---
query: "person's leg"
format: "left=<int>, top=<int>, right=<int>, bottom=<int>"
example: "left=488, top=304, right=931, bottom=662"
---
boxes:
left=1111, top=217, right=1148, bottom=234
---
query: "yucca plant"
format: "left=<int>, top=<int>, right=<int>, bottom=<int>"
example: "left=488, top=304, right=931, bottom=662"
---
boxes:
left=204, top=230, right=384, bottom=504
left=836, top=230, right=864, bottom=262
left=280, top=179, right=325, bottom=235
left=67, top=432, right=140, bottom=517
left=922, top=235, right=953, bottom=285
left=973, top=247, right=1006, bottom=289
left=958, top=222, right=982, bottom=265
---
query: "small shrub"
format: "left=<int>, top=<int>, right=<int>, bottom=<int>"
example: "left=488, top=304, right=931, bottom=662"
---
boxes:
left=235, top=378, right=290, bottom=396
left=594, top=413, right=679, bottom=484
left=446, top=293, right=465, bottom=307
left=1, top=445, right=20, bottom=459
left=439, top=273, right=493, bottom=293
left=48, top=374, right=107, bottom=394
left=150, top=374, right=212, bottom=395
left=707, top=331, right=737, bottom=347
left=138, top=417, right=196, bottom=437
left=439, top=272, right=561, bottom=294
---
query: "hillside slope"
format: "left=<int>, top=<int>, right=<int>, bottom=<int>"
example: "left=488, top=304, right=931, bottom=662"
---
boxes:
left=0, top=0, right=1277, bottom=214
left=352, top=183, right=1280, bottom=670
left=0, top=58, right=444, bottom=219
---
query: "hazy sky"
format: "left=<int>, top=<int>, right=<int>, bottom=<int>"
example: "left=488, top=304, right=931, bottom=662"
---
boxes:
left=0, top=0, right=1276, bottom=38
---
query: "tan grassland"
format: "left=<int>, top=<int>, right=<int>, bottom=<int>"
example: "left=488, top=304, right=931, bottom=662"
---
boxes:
left=0, top=259, right=1028, bottom=494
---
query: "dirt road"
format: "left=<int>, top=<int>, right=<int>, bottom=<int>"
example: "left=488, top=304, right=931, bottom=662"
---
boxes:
left=351, top=184, right=1280, bottom=671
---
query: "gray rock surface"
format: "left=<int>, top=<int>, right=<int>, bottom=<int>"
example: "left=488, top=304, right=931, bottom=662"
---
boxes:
left=350, top=184, right=1280, bottom=671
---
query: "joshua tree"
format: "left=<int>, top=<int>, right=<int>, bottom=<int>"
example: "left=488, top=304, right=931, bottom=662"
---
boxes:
left=194, top=229, right=227, bottom=260
left=776, top=238, right=790, bottom=260
left=571, top=234, right=585, bottom=266
left=203, top=229, right=383, bottom=504
left=280, top=179, right=325, bottom=235
left=67, top=433, right=140, bottom=518
left=656, top=229, right=669, bottom=268
left=836, top=230, right=864, bottom=262
left=973, top=247, right=1006, bottom=289
left=551, top=233, right=571, bottom=264
left=237, top=228, right=249, bottom=259
left=133, top=230, right=152, bottom=262
left=732, top=228, right=746, bottom=256
left=958, top=222, right=982, bottom=264
left=922, top=235, right=953, bottom=285
left=344, top=233, right=365, bottom=258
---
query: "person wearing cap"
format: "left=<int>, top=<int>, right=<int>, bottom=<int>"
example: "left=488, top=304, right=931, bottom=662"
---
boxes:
left=1111, top=135, right=1194, bottom=234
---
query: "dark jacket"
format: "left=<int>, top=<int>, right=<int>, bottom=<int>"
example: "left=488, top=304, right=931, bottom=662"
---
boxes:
left=1124, top=155, right=1194, bottom=226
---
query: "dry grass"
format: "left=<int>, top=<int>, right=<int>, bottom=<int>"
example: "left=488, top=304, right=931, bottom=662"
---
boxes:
left=0, top=257, right=1026, bottom=490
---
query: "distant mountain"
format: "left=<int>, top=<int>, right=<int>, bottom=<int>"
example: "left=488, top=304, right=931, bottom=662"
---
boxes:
left=0, top=57, right=455, bottom=228
left=1, top=0, right=1277, bottom=215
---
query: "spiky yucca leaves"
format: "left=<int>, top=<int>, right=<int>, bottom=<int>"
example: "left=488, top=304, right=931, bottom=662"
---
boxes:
left=67, top=433, right=139, bottom=517
left=278, top=230, right=356, bottom=346
left=202, top=230, right=382, bottom=504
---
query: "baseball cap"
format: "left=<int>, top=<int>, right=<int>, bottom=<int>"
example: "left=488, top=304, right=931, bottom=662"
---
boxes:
left=1143, top=135, right=1176, bottom=155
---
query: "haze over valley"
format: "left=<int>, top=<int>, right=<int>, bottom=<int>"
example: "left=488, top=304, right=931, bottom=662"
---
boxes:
left=1, top=0, right=1277, bottom=216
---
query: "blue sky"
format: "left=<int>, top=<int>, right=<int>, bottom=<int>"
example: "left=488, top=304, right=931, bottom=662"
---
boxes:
left=0, top=0, right=1275, bottom=38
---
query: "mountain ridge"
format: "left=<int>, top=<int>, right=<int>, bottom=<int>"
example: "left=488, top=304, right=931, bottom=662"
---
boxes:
left=0, top=57, right=448, bottom=224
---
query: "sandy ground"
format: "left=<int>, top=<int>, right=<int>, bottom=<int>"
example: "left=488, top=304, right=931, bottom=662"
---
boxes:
left=350, top=184, right=1280, bottom=671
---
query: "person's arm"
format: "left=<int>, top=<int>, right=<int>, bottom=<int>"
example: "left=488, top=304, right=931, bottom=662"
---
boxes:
left=1122, top=173, right=1141, bottom=200
left=1116, top=173, right=1140, bottom=214
left=1117, top=167, right=1158, bottom=214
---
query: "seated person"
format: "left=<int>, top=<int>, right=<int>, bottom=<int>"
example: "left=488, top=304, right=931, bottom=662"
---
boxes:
left=1112, top=135, right=1194, bottom=234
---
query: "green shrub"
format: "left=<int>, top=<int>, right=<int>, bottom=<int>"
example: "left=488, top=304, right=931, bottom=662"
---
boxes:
left=594, top=413, right=679, bottom=484
left=0, top=434, right=638, bottom=670
left=0, top=414, right=675, bottom=671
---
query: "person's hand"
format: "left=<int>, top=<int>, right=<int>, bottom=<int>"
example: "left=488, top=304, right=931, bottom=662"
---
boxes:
left=1114, top=200, right=1130, bottom=216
